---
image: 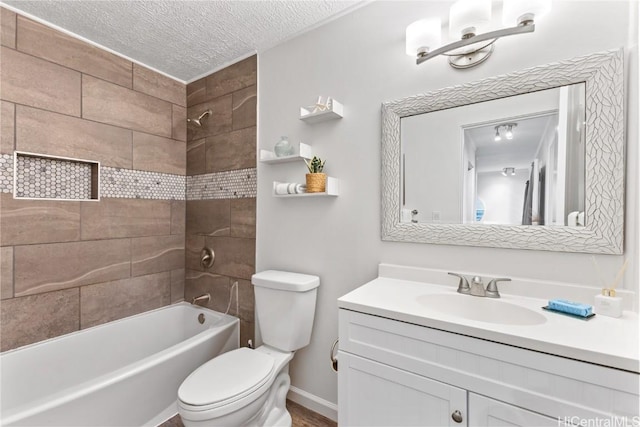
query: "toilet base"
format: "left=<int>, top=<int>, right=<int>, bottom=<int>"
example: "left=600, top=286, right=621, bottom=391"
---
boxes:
left=259, top=371, right=292, bottom=427
left=180, top=348, right=293, bottom=427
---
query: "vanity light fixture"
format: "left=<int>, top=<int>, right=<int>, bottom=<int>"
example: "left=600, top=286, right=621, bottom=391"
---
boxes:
left=502, top=167, right=516, bottom=176
left=406, top=0, right=552, bottom=69
left=494, top=127, right=501, bottom=142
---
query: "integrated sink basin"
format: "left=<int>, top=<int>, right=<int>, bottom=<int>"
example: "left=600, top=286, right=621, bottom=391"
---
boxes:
left=416, top=293, right=547, bottom=326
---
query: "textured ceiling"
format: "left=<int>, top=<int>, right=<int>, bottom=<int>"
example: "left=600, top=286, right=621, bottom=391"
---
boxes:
left=2, top=0, right=363, bottom=82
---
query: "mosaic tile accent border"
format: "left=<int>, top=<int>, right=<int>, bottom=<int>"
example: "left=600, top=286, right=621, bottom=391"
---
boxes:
left=0, top=153, right=256, bottom=201
left=14, top=154, right=93, bottom=199
left=187, top=168, right=257, bottom=200
left=0, top=154, right=13, bottom=193
left=101, top=167, right=186, bottom=200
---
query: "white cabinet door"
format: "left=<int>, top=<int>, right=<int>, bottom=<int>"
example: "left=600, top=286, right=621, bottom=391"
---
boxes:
left=338, top=352, right=467, bottom=426
left=468, top=394, right=559, bottom=426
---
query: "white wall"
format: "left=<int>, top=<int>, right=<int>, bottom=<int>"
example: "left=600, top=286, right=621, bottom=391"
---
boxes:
left=257, top=0, right=638, bottom=410
left=477, top=169, right=529, bottom=225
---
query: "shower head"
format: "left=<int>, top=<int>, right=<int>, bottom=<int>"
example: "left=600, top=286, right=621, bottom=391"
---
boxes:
left=187, top=109, right=212, bottom=127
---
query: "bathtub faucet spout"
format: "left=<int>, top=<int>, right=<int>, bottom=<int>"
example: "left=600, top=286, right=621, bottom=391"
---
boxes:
left=191, top=293, right=211, bottom=306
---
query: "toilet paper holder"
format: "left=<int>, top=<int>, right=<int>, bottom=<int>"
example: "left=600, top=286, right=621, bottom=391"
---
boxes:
left=330, top=339, right=339, bottom=372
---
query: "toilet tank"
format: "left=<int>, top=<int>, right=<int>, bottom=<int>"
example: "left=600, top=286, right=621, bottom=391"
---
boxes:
left=252, top=270, right=319, bottom=352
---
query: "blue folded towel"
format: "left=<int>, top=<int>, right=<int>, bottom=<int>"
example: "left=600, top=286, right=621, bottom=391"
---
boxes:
left=548, top=299, right=593, bottom=317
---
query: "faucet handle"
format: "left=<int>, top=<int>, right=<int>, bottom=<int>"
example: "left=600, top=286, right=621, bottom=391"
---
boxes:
left=486, top=278, right=511, bottom=298
left=448, top=272, right=470, bottom=295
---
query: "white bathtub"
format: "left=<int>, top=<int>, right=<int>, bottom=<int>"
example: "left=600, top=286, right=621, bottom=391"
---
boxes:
left=0, top=302, right=239, bottom=426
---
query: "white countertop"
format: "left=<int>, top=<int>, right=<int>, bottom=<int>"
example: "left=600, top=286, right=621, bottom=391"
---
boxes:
left=338, top=277, right=639, bottom=373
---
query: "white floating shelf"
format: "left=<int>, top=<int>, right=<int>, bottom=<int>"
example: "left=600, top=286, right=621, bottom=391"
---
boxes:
left=300, top=99, right=343, bottom=124
left=273, top=177, right=339, bottom=198
left=260, top=142, right=312, bottom=164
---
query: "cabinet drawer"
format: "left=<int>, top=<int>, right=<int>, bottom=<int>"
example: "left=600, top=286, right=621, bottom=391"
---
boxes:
left=338, top=352, right=467, bottom=427
left=339, top=309, right=639, bottom=421
left=469, top=394, right=559, bottom=427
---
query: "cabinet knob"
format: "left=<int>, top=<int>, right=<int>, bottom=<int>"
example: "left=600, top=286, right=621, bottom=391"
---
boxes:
left=451, top=410, right=463, bottom=423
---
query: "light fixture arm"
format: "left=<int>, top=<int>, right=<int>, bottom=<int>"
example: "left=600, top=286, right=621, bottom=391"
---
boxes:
left=416, top=22, right=535, bottom=66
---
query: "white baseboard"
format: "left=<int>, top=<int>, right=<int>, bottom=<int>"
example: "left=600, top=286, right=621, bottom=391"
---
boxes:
left=287, top=385, right=338, bottom=422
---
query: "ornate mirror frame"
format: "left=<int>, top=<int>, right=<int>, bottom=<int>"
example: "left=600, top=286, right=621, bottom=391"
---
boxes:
left=381, top=49, right=624, bottom=254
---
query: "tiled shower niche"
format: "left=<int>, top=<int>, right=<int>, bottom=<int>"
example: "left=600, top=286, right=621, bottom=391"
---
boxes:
left=13, top=151, right=100, bottom=201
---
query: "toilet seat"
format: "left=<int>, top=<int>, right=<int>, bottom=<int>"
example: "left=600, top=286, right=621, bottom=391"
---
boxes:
left=178, top=348, right=275, bottom=411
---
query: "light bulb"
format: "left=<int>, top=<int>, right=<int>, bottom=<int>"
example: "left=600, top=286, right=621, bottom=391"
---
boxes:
left=494, top=127, right=501, bottom=141
left=449, top=0, right=492, bottom=39
left=406, top=18, right=442, bottom=57
left=505, top=125, right=514, bottom=140
left=502, top=0, right=552, bottom=26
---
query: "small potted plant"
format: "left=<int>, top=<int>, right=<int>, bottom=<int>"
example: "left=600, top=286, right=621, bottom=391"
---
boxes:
left=304, top=156, right=326, bottom=193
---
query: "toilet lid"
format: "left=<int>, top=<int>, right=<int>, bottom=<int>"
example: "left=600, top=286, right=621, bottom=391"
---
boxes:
left=178, top=348, right=274, bottom=407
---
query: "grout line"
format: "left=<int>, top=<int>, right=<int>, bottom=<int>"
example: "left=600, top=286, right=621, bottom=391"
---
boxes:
left=79, top=73, right=83, bottom=118
left=12, top=102, right=16, bottom=151
left=169, top=199, right=174, bottom=236
left=130, top=124, right=135, bottom=169
left=228, top=195, right=233, bottom=236
left=11, top=246, right=15, bottom=299
left=77, top=286, right=81, bottom=330
left=12, top=8, right=17, bottom=48
left=10, top=101, right=173, bottom=142
left=79, top=199, right=83, bottom=241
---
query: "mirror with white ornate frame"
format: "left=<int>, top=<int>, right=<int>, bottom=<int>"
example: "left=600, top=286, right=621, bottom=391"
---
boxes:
left=381, top=49, right=624, bottom=254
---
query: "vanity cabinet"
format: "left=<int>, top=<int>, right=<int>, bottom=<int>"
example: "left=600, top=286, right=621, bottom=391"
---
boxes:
left=338, top=309, right=639, bottom=426
left=340, top=352, right=558, bottom=427
left=340, top=352, right=467, bottom=426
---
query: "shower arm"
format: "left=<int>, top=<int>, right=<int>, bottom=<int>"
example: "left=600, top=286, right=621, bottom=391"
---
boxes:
left=187, top=109, right=213, bottom=126
left=197, top=110, right=212, bottom=121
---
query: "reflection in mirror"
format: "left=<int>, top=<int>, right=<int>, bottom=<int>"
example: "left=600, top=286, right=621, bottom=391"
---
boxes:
left=401, top=83, right=585, bottom=227
left=383, top=50, right=623, bottom=253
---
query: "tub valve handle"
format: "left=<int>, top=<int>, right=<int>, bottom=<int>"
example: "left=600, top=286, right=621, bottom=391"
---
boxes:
left=200, top=247, right=215, bottom=269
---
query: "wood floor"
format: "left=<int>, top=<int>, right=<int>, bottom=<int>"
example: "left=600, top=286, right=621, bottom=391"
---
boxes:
left=160, top=400, right=336, bottom=427
left=288, top=399, right=337, bottom=427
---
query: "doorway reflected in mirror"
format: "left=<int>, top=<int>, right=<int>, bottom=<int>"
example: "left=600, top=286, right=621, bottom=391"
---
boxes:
left=401, top=83, right=585, bottom=227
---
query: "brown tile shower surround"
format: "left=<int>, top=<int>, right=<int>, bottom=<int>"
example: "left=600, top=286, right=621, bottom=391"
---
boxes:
left=0, top=7, right=257, bottom=352
left=185, top=55, right=257, bottom=347
left=0, top=9, right=187, bottom=352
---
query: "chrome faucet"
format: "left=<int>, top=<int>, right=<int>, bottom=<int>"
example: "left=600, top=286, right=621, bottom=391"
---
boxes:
left=448, top=273, right=511, bottom=298
left=470, top=276, right=486, bottom=297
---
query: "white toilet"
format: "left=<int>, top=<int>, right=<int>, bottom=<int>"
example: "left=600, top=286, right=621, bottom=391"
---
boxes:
left=177, top=270, right=320, bottom=427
